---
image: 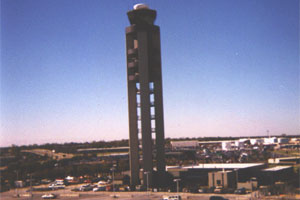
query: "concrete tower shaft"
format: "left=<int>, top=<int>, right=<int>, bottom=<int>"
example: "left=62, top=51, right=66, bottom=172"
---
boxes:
left=126, top=5, right=166, bottom=188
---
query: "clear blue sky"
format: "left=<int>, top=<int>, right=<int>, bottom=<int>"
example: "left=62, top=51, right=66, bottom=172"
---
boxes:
left=1, top=0, right=299, bottom=147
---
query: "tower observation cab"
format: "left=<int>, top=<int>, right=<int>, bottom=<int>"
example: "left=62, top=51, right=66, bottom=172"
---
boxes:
left=126, top=4, right=166, bottom=189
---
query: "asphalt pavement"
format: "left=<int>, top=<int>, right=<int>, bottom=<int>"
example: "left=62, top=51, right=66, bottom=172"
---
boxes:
left=0, top=185, right=256, bottom=200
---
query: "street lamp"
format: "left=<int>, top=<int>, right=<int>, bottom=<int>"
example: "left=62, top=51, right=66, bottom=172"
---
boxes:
left=173, top=179, right=180, bottom=194
left=14, top=170, right=19, bottom=197
left=110, top=164, right=116, bottom=193
left=27, top=173, right=33, bottom=200
left=144, top=171, right=150, bottom=194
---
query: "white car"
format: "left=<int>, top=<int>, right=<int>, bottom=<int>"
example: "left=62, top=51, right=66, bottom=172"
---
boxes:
left=79, top=184, right=93, bottom=191
left=97, top=180, right=107, bottom=185
left=93, top=186, right=106, bottom=192
left=48, top=184, right=65, bottom=189
left=41, top=194, right=56, bottom=199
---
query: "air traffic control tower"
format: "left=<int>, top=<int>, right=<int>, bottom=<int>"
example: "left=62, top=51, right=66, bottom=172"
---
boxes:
left=126, top=4, right=166, bottom=188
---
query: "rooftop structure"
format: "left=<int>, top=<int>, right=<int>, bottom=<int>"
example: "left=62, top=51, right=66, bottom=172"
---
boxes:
left=259, top=165, right=294, bottom=185
left=268, top=156, right=300, bottom=164
left=77, top=147, right=129, bottom=153
left=167, top=163, right=265, bottom=170
left=262, top=166, right=292, bottom=171
left=198, top=140, right=234, bottom=144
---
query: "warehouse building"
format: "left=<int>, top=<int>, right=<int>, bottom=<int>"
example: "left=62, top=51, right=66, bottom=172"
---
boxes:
left=167, top=163, right=265, bottom=187
left=259, top=166, right=294, bottom=186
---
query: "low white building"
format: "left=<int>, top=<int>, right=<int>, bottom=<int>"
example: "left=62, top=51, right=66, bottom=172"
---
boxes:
left=278, top=138, right=289, bottom=144
left=222, top=140, right=245, bottom=151
left=250, top=138, right=264, bottom=145
left=235, top=141, right=245, bottom=149
left=290, top=138, right=300, bottom=143
left=170, top=140, right=199, bottom=150
left=222, top=141, right=233, bottom=151
left=264, top=137, right=278, bottom=145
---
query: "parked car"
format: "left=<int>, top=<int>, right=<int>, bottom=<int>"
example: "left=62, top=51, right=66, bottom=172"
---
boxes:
left=226, top=188, right=235, bottom=193
left=214, top=187, right=226, bottom=194
left=41, top=179, right=52, bottom=184
left=118, top=186, right=130, bottom=191
left=198, top=188, right=206, bottom=193
left=84, top=179, right=92, bottom=183
left=234, top=187, right=246, bottom=194
left=162, top=195, right=182, bottom=200
left=97, top=180, right=107, bottom=186
left=48, top=184, right=65, bottom=189
left=198, top=188, right=215, bottom=193
left=79, top=184, right=93, bottom=191
left=41, top=194, right=56, bottom=199
left=189, top=188, right=199, bottom=193
left=71, top=188, right=80, bottom=192
left=199, top=187, right=214, bottom=193
left=93, top=186, right=106, bottom=192
left=209, top=196, right=228, bottom=200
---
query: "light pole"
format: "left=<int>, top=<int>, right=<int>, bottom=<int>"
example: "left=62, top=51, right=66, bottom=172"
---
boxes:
left=144, top=171, right=150, bottom=195
left=14, top=170, right=19, bottom=197
left=27, top=173, right=33, bottom=200
left=173, top=179, right=180, bottom=194
left=110, top=164, right=116, bottom=194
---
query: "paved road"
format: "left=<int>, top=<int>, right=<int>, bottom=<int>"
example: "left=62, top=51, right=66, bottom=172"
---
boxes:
left=0, top=186, right=257, bottom=200
left=0, top=191, right=254, bottom=200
